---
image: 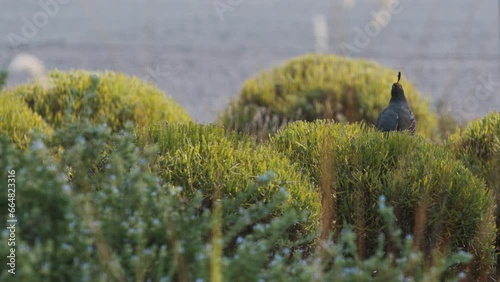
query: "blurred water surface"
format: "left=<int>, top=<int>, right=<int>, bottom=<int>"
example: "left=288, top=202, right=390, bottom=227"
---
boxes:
left=0, top=0, right=498, bottom=122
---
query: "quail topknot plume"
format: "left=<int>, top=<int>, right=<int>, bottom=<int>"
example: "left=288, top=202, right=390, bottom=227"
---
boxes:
left=375, top=72, right=416, bottom=135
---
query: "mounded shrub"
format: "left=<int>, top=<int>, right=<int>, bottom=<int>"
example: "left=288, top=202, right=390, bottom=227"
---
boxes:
left=448, top=112, right=500, bottom=274
left=5, top=70, right=191, bottom=131
left=270, top=120, right=496, bottom=278
left=0, top=92, right=53, bottom=150
left=448, top=112, right=500, bottom=190
left=143, top=122, right=321, bottom=234
left=220, top=54, right=439, bottom=139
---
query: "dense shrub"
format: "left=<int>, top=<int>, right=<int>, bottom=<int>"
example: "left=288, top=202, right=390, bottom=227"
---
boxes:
left=141, top=122, right=321, bottom=234
left=0, top=125, right=475, bottom=281
left=270, top=120, right=496, bottom=279
left=262, top=196, right=473, bottom=281
left=0, top=123, right=310, bottom=281
left=0, top=92, right=53, bottom=150
left=0, top=135, right=90, bottom=281
left=448, top=112, right=500, bottom=191
left=448, top=112, right=500, bottom=275
left=220, top=54, right=439, bottom=139
left=4, top=70, right=191, bottom=131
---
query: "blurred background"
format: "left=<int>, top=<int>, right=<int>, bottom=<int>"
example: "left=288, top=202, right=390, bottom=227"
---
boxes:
left=0, top=0, right=498, bottom=122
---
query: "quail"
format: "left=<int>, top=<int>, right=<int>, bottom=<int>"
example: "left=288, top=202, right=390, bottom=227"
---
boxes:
left=376, top=72, right=416, bottom=135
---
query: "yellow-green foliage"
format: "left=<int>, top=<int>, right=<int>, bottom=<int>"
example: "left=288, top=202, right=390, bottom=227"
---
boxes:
left=6, top=70, right=190, bottom=131
left=144, top=123, right=320, bottom=233
left=0, top=92, right=53, bottom=149
left=271, top=120, right=496, bottom=276
left=448, top=112, right=500, bottom=273
left=448, top=112, right=500, bottom=189
left=220, top=54, right=439, bottom=139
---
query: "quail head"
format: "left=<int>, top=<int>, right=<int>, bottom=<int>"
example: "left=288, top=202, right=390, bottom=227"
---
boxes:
left=375, top=72, right=416, bottom=135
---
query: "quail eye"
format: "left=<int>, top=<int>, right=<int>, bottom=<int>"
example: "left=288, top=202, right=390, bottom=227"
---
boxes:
left=392, top=84, right=395, bottom=90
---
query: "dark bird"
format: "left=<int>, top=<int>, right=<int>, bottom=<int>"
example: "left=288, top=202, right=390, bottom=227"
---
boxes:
left=376, top=72, right=416, bottom=135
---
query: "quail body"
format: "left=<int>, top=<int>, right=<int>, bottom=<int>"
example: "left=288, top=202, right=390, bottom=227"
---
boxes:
left=376, top=72, right=416, bottom=135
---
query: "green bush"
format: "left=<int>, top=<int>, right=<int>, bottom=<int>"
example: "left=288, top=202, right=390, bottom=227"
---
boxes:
left=142, top=122, right=321, bottom=234
left=0, top=135, right=91, bottom=281
left=220, top=54, right=439, bottom=139
left=0, top=125, right=476, bottom=281
left=0, top=123, right=311, bottom=281
left=270, top=120, right=496, bottom=278
left=448, top=112, right=500, bottom=190
left=5, top=70, right=191, bottom=131
left=448, top=112, right=500, bottom=275
left=263, top=196, right=474, bottom=281
left=0, top=92, right=53, bottom=150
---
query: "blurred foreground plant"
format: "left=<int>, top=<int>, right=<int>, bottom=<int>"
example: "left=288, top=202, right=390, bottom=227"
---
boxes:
left=260, top=196, right=473, bottom=282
